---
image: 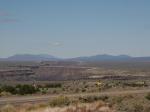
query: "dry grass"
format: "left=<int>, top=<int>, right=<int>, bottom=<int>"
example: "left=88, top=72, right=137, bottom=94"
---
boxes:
left=0, top=104, right=17, bottom=112
left=30, top=101, right=114, bottom=112
left=0, top=101, right=114, bottom=112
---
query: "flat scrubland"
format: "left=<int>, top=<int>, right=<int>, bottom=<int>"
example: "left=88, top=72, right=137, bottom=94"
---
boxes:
left=0, top=92, right=150, bottom=112
left=0, top=61, right=150, bottom=112
left=0, top=79, right=150, bottom=96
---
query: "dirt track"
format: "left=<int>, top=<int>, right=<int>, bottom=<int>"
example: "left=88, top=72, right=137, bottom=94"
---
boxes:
left=0, top=89, right=150, bottom=106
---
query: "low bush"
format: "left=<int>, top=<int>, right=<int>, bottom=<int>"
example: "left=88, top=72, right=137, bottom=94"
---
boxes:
left=78, top=95, right=109, bottom=103
left=0, top=85, right=17, bottom=94
left=145, top=93, right=150, bottom=100
left=49, top=96, right=71, bottom=107
left=0, top=84, right=39, bottom=95
left=45, top=83, right=62, bottom=88
left=123, top=82, right=148, bottom=87
left=16, top=84, right=39, bottom=95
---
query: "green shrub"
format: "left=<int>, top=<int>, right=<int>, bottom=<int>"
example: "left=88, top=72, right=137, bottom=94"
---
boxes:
left=1, top=85, right=17, bottom=94
left=145, top=93, right=150, bottom=100
left=40, top=88, right=48, bottom=94
left=82, top=89, right=86, bottom=92
left=16, top=84, right=39, bottom=95
left=0, top=84, right=39, bottom=95
left=123, top=82, right=148, bottom=87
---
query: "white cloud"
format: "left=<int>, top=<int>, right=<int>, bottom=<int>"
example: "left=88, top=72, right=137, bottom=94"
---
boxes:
left=49, top=42, right=62, bottom=46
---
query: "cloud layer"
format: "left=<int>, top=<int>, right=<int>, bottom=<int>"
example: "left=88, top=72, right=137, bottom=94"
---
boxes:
left=49, top=42, right=62, bottom=47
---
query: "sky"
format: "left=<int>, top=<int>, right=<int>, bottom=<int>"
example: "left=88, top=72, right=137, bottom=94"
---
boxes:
left=0, top=0, right=150, bottom=58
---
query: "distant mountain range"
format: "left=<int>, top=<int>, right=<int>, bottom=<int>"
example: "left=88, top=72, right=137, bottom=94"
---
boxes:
left=0, top=54, right=59, bottom=61
left=71, top=54, right=150, bottom=62
left=1, top=54, right=150, bottom=62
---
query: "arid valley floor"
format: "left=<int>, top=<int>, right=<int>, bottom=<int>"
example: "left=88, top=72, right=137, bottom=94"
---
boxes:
left=0, top=61, right=150, bottom=112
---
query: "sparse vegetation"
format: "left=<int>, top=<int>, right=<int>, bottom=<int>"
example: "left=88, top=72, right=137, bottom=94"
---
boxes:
left=45, top=83, right=62, bottom=88
left=0, top=61, right=150, bottom=112
left=0, top=93, right=150, bottom=112
left=49, top=96, right=71, bottom=107
left=78, top=95, right=109, bottom=103
left=0, top=101, right=114, bottom=112
left=0, top=104, right=16, bottom=112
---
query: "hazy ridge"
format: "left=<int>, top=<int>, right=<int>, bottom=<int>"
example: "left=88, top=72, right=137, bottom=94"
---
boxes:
left=1, top=54, right=150, bottom=62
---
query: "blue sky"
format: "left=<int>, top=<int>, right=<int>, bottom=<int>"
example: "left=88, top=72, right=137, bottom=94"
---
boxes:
left=0, top=0, right=150, bottom=58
